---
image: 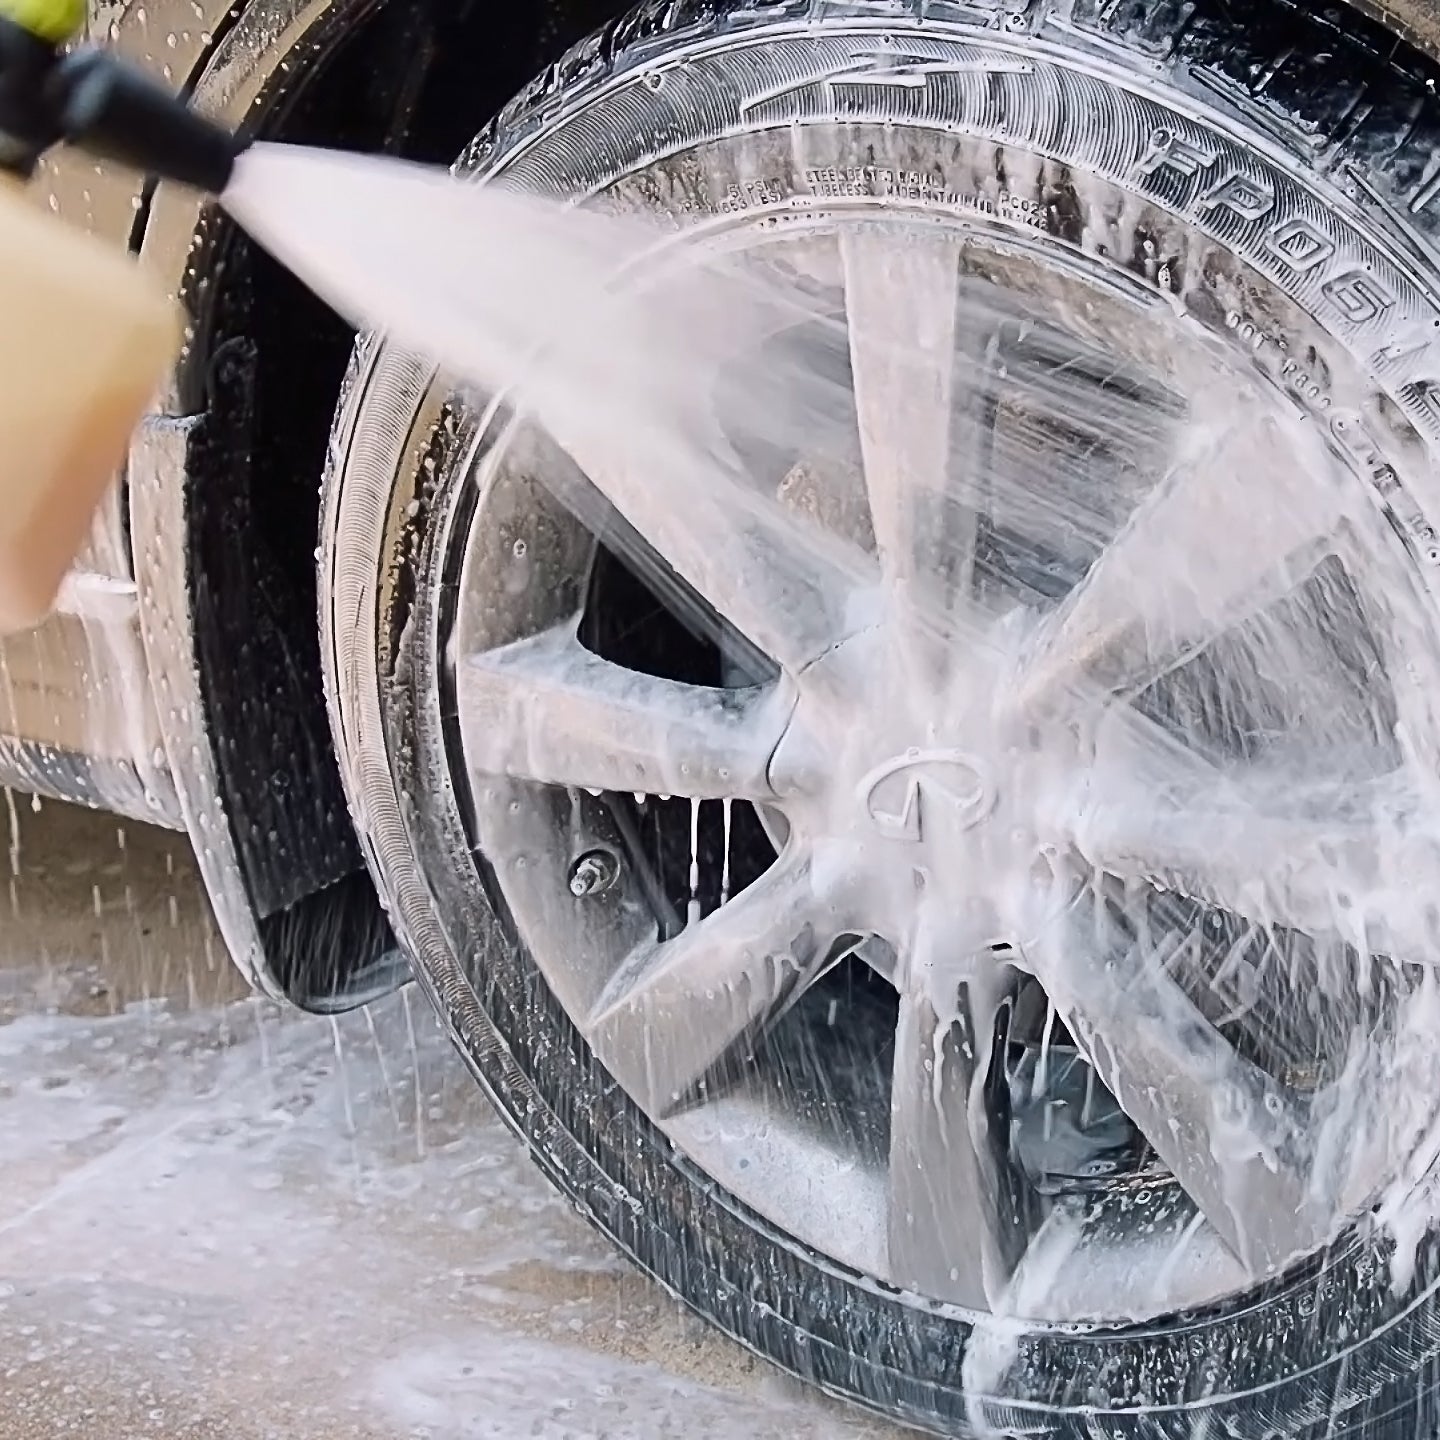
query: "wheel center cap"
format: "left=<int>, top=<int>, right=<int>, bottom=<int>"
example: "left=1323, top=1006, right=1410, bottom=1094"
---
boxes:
left=858, top=748, right=997, bottom=841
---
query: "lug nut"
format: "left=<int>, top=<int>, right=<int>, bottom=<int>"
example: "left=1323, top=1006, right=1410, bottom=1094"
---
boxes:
left=568, top=848, right=620, bottom=898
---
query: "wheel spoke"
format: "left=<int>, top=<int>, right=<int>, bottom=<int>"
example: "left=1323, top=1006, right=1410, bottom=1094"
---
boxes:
left=587, top=846, right=845, bottom=1116
left=888, top=918, right=1030, bottom=1308
left=1339, top=525, right=1440, bottom=791
left=1026, top=883, right=1336, bottom=1274
left=1070, top=708, right=1440, bottom=957
left=1015, top=404, right=1352, bottom=715
left=843, top=229, right=987, bottom=627
left=457, top=620, right=795, bottom=800
left=1072, top=764, right=1440, bottom=962
left=546, top=408, right=868, bottom=676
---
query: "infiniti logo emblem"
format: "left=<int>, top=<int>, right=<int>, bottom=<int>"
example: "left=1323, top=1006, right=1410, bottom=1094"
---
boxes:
left=858, top=750, right=996, bottom=841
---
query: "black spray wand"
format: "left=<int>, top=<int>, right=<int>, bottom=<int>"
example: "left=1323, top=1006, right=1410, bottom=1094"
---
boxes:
left=0, top=6, right=243, bottom=188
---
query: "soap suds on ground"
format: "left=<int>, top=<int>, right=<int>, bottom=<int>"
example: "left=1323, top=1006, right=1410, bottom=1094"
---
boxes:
left=0, top=797, right=906, bottom=1440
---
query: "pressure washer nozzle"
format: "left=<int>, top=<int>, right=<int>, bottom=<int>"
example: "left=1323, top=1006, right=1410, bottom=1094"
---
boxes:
left=0, top=9, right=244, bottom=191
left=49, top=49, right=245, bottom=194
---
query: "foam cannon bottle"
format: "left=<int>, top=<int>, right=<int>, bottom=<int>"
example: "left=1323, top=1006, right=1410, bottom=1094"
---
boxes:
left=0, top=0, right=241, bottom=633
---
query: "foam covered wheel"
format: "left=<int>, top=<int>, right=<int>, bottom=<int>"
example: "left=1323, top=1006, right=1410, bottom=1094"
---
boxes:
left=321, top=2, right=1440, bottom=1434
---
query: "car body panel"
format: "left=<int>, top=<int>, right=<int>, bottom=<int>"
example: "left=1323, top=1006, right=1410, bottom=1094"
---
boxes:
left=0, top=0, right=255, bottom=827
left=0, top=0, right=366, bottom=995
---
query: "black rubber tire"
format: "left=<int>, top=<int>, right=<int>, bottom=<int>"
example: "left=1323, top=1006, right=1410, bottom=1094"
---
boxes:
left=322, top=2, right=1440, bottom=1435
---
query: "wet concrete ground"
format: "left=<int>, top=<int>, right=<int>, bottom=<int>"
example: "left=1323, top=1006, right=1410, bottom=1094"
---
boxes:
left=0, top=797, right=909, bottom=1439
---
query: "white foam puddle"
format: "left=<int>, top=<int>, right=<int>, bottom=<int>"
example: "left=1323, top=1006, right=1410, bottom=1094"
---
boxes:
left=0, top=986, right=889, bottom=1436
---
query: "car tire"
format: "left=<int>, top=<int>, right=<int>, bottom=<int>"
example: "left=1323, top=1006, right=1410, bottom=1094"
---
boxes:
left=321, top=2, right=1440, bottom=1434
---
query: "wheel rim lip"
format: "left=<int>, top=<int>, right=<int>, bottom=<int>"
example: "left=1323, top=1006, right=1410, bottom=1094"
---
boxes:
left=425, top=192, right=1440, bottom=1322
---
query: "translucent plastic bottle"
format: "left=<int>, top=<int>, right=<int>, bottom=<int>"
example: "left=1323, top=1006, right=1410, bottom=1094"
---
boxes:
left=0, top=173, right=179, bottom=633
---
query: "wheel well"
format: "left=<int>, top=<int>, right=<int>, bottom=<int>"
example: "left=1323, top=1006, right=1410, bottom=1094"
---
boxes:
left=178, top=0, right=626, bottom=1011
